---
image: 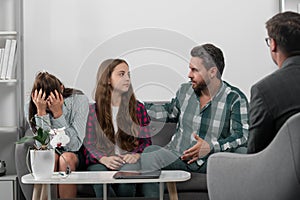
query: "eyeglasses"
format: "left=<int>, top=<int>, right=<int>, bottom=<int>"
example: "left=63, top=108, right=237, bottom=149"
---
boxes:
left=265, top=37, right=271, bottom=47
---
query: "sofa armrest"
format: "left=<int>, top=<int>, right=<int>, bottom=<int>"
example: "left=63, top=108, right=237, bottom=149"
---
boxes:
left=207, top=152, right=256, bottom=200
left=15, top=129, right=35, bottom=200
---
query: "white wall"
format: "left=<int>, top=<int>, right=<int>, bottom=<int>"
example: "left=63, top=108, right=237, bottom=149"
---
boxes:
left=24, top=0, right=279, bottom=102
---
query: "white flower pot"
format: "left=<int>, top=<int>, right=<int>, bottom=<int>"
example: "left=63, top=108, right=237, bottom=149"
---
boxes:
left=30, top=149, right=55, bottom=180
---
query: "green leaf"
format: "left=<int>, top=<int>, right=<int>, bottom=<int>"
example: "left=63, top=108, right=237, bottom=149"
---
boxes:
left=37, top=128, right=44, bottom=138
left=32, top=128, right=50, bottom=145
left=17, top=116, right=52, bottom=149
left=15, top=136, right=35, bottom=144
left=41, top=130, right=50, bottom=145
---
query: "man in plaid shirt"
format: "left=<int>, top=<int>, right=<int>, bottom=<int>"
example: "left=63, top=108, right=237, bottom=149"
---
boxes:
left=141, top=44, right=249, bottom=176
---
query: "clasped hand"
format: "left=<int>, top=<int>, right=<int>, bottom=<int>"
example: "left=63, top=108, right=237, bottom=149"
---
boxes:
left=181, top=133, right=211, bottom=164
left=100, top=154, right=140, bottom=170
left=32, top=89, right=63, bottom=118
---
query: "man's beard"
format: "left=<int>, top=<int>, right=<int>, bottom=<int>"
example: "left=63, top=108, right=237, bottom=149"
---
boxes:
left=193, top=80, right=208, bottom=96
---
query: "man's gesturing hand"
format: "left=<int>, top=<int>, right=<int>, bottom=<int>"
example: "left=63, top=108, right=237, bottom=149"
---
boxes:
left=181, top=133, right=210, bottom=164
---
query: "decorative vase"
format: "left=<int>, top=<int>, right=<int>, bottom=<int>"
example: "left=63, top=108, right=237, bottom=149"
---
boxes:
left=30, top=149, right=55, bottom=179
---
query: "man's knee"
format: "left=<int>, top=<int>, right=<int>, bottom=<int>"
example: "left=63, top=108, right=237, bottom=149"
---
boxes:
left=143, top=145, right=161, bottom=153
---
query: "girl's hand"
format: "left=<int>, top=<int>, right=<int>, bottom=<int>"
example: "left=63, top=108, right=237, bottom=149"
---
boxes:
left=99, top=156, right=125, bottom=170
left=119, top=153, right=140, bottom=164
left=47, top=90, right=64, bottom=119
left=32, top=89, right=47, bottom=116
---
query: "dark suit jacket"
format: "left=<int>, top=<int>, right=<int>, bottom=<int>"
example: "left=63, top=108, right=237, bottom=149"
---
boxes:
left=247, top=55, right=300, bottom=153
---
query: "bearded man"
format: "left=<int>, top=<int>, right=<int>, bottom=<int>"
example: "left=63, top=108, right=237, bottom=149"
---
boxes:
left=140, top=43, right=249, bottom=197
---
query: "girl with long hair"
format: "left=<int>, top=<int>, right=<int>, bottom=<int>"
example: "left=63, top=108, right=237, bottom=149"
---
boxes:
left=83, top=59, right=151, bottom=197
left=27, top=71, right=89, bottom=199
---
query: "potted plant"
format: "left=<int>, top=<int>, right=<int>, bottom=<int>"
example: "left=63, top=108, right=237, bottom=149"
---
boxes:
left=16, top=119, right=55, bottom=180
left=16, top=126, right=51, bottom=150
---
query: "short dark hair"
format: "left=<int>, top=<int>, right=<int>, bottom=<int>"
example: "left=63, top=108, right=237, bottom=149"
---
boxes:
left=190, top=43, right=225, bottom=79
left=266, top=11, right=300, bottom=55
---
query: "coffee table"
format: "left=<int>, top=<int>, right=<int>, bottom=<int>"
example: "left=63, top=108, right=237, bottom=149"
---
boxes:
left=22, top=170, right=191, bottom=200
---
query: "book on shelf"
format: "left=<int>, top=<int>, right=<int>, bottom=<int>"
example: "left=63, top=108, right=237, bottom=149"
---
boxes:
left=0, top=39, right=12, bottom=79
left=6, top=39, right=17, bottom=79
left=0, top=48, right=4, bottom=76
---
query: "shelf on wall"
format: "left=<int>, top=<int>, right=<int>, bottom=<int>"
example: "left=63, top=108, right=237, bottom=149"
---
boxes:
left=0, top=31, right=18, bottom=36
left=0, top=79, right=17, bottom=86
left=0, top=126, right=18, bottom=133
left=0, top=175, right=17, bottom=181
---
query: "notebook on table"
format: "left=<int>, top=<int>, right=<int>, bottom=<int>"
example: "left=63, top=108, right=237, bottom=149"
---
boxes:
left=113, top=170, right=161, bottom=179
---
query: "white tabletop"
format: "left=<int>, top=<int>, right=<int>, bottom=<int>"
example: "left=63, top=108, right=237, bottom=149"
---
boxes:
left=22, top=170, right=191, bottom=185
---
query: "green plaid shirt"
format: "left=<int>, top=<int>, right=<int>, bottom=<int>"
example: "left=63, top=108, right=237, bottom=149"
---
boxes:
left=145, top=81, right=249, bottom=166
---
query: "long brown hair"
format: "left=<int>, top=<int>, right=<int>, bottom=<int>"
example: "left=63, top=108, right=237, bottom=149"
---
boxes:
left=94, top=59, right=140, bottom=152
left=28, top=71, right=83, bottom=130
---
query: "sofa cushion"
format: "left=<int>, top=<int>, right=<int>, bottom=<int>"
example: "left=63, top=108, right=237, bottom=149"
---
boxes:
left=150, top=121, right=176, bottom=147
left=77, top=184, right=95, bottom=197
left=177, top=172, right=207, bottom=192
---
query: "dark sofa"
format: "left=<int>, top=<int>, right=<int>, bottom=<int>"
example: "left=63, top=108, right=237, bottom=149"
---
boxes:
left=16, top=120, right=209, bottom=200
left=77, top=121, right=209, bottom=199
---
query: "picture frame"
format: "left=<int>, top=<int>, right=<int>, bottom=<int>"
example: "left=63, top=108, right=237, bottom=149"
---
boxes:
left=280, top=0, right=300, bottom=13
